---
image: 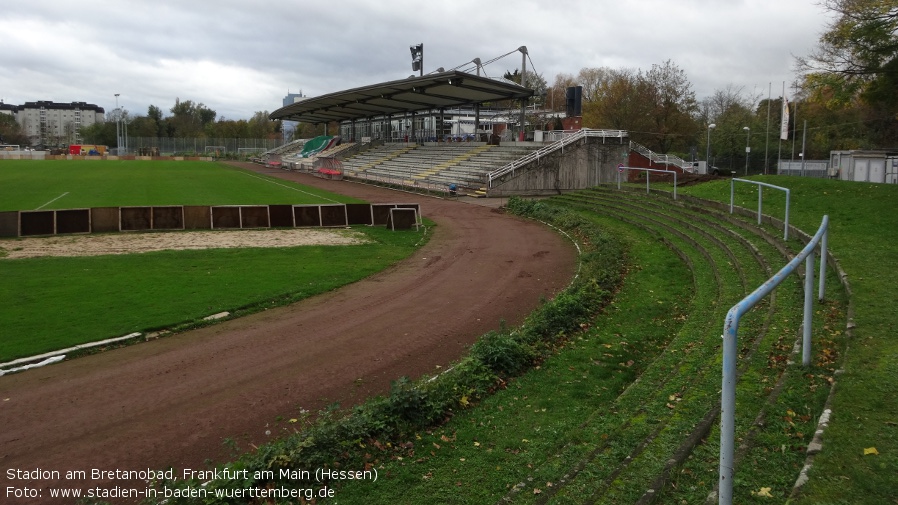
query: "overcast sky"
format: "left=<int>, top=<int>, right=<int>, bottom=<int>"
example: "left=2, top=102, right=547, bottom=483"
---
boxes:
left=2, top=0, right=834, bottom=121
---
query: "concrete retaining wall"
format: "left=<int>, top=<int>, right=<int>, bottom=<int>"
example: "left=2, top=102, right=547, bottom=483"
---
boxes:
left=487, top=137, right=628, bottom=196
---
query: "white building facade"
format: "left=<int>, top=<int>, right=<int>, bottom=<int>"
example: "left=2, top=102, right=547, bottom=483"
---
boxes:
left=10, top=101, right=105, bottom=147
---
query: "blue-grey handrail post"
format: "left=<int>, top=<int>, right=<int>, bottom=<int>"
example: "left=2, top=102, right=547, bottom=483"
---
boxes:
left=718, top=215, right=829, bottom=505
left=730, top=178, right=791, bottom=240
left=802, top=249, right=816, bottom=366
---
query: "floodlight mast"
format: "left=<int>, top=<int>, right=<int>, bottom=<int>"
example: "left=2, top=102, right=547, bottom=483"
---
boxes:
left=114, top=94, right=120, bottom=153
left=519, top=46, right=527, bottom=141
left=473, top=58, right=482, bottom=138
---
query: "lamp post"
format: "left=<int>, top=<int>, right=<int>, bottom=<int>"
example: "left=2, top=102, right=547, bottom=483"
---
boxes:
left=743, top=126, right=751, bottom=176
left=114, top=93, right=120, bottom=154
left=706, top=123, right=716, bottom=172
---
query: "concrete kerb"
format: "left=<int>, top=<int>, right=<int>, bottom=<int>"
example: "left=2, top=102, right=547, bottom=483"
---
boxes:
left=0, top=332, right=143, bottom=376
left=788, top=244, right=854, bottom=500
left=0, top=307, right=241, bottom=377
left=0, top=202, right=435, bottom=377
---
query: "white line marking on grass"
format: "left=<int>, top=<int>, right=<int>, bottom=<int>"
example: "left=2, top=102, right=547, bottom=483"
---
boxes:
left=237, top=171, right=341, bottom=204
left=35, top=192, right=69, bottom=210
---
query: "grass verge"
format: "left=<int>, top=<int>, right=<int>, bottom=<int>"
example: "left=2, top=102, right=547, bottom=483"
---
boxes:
left=0, top=224, right=426, bottom=362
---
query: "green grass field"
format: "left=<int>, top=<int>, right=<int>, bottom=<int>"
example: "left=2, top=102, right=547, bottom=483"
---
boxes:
left=0, top=159, right=361, bottom=211
left=0, top=160, right=422, bottom=363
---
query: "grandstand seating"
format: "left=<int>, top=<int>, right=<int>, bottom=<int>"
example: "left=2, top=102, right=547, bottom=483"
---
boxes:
left=340, top=143, right=543, bottom=193
left=281, top=141, right=357, bottom=171
left=264, top=138, right=306, bottom=157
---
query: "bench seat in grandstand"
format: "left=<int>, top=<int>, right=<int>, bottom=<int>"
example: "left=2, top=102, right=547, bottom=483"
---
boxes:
left=340, top=142, right=544, bottom=190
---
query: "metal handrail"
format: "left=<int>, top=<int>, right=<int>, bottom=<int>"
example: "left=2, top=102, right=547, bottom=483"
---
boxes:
left=616, top=166, right=678, bottom=200
left=487, top=129, right=627, bottom=187
left=730, top=178, right=791, bottom=240
left=718, top=215, right=829, bottom=505
left=628, top=141, right=692, bottom=170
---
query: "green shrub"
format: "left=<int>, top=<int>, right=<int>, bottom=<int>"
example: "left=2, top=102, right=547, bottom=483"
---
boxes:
left=384, top=376, right=443, bottom=429
left=470, top=330, right=534, bottom=375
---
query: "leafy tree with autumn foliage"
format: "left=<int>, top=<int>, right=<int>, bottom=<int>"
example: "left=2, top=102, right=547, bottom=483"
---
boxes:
left=797, top=0, right=898, bottom=145
left=0, top=113, right=29, bottom=146
left=581, top=67, right=645, bottom=132
left=640, top=60, right=700, bottom=153
left=167, top=99, right=217, bottom=137
left=579, top=61, right=699, bottom=155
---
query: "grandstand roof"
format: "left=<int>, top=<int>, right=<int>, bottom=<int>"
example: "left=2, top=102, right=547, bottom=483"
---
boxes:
left=269, top=71, right=533, bottom=124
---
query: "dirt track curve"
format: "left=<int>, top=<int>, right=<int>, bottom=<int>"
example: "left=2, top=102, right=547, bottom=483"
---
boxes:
left=0, top=163, right=576, bottom=503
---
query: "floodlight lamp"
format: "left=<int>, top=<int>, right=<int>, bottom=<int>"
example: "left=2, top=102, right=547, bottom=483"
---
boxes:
left=410, top=43, right=423, bottom=72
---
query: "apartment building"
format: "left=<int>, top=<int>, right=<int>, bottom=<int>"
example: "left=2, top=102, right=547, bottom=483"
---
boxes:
left=8, top=101, right=105, bottom=147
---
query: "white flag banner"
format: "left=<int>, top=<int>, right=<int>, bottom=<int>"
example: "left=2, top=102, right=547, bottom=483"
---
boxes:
left=780, top=97, right=790, bottom=140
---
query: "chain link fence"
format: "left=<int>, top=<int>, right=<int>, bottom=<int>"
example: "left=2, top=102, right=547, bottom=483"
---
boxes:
left=125, top=137, right=284, bottom=156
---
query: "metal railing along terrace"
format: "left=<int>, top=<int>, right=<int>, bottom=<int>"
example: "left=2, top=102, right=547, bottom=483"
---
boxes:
left=718, top=215, right=830, bottom=505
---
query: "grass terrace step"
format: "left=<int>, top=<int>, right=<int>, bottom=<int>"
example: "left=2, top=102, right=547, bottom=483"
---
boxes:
left=515, top=199, right=735, bottom=504
left=534, top=195, right=791, bottom=501
left=541, top=189, right=839, bottom=503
